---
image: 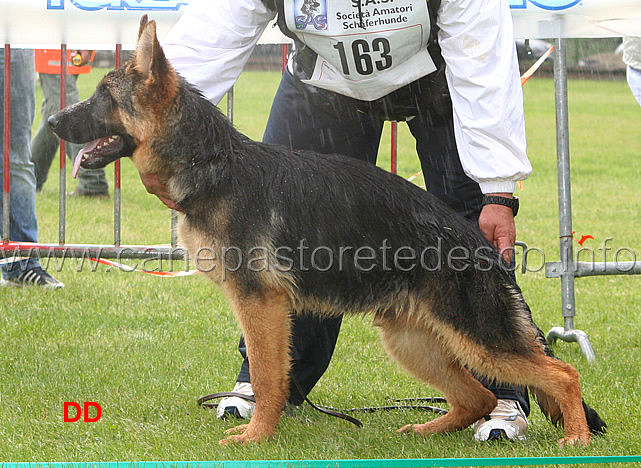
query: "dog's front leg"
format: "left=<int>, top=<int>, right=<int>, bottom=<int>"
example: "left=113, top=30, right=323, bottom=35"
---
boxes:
left=220, top=287, right=293, bottom=445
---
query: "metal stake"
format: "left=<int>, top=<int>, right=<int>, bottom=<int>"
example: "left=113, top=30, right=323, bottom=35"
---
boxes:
left=546, top=36, right=596, bottom=362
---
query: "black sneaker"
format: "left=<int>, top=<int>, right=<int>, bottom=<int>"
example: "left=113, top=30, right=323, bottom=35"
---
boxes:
left=2, top=267, right=65, bottom=289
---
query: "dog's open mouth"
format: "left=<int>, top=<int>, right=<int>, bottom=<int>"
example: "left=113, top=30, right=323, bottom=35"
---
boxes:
left=72, top=135, right=134, bottom=178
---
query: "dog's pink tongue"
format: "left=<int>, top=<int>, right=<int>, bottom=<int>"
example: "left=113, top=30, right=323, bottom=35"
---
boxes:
left=72, top=139, right=100, bottom=179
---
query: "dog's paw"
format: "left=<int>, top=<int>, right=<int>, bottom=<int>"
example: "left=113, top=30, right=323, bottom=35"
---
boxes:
left=397, top=424, right=413, bottom=434
left=219, top=434, right=251, bottom=446
left=558, top=434, right=591, bottom=447
left=224, top=424, right=249, bottom=436
left=397, top=423, right=435, bottom=436
left=219, top=426, right=270, bottom=446
left=220, top=421, right=275, bottom=446
left=397, top=424, right=423, bottom=435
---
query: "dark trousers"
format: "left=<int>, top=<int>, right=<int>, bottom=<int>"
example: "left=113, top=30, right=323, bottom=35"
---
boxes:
left=236, top=70, right=529, bottom=414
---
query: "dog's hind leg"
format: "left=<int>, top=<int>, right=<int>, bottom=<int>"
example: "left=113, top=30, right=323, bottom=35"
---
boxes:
left=220, top=287, right=293, bottom=445
left=530, top=331, right=606, bottom=439
left=377, top=321, right=497, bottom=436
left=510, top=354, right=593, bottom=446
left=459, top=337, right=594, bottom=446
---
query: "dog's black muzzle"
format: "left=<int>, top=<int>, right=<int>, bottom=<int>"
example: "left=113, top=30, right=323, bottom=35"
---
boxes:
left=49, top=100, right=136, bottom=172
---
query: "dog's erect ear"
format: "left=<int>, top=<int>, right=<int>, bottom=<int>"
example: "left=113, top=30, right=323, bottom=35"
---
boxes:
left=138, top=14, right=149, bottom=39
left=134, top=15, right=171, bottom=85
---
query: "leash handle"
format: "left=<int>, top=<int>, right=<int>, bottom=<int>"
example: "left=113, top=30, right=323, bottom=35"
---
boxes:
left=196, top=387, right=363, bottom=427
left=197, top=384, right=448, bottom=428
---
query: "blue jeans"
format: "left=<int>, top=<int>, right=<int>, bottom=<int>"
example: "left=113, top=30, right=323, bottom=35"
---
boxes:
left=0, top=49, right=41, bottom=278
left=236, top=70, right=530, bottom=414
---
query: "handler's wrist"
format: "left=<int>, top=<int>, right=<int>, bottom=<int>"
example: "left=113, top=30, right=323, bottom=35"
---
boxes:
left=479, top=180, right=516, bottom=194
left=482, top=194, right=519, bottom=217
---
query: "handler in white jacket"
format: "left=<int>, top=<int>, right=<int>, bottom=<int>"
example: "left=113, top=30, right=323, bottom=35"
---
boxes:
left=623, top=37, right=641, bottom=106
left=144, top=0, right=533, bottom=442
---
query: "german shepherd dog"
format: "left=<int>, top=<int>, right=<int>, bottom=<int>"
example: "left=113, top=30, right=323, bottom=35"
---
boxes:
left=49, top=16, right=606, bottom=446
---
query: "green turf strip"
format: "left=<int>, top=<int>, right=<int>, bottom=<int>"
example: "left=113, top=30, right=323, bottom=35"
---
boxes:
left=3, top=457, right=641, bottom=468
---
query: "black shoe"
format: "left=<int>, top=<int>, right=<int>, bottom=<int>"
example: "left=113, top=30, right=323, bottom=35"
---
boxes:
left=2, top=267, right=65, bottom=289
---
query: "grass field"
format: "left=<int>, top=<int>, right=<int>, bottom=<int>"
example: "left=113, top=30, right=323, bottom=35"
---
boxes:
left=1, top=68, right=640, bottom=464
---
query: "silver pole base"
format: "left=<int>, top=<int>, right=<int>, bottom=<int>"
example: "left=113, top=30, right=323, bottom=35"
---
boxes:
left=546, top=326, right=596, bottom=362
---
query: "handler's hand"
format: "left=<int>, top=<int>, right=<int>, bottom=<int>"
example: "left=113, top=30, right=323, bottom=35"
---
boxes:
left=69, top=50, right=93, bottom=67
left=139, top=172, right=184, bottom=212
left=478, top=193, right=516, bottom=263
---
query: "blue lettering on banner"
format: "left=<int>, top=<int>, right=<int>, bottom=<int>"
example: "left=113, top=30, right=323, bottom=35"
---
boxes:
left=47, top=0, right=191, bottom=11
left=508, top=0, right=582, bottom=10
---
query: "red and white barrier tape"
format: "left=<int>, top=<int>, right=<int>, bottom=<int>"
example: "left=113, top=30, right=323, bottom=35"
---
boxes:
left=89, top=257, right=199, bottom=277
left=521, top=45, right=555, bottom=86
left=0, top=241, right=199, bottom=277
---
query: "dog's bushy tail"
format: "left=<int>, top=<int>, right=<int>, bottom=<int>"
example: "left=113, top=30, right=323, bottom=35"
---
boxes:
left=532, top=329, right=607, bottom=435
left=582, top=400, right=607, bottom=435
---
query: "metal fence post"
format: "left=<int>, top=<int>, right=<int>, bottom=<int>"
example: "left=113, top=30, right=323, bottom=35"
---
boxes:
left=545, top=36, right=596, bottom=362
left=2, top=44, right=11, bottom=243
left=59, top=44, right=68, bottom=245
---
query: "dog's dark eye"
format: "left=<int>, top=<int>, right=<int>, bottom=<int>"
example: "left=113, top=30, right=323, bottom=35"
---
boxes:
left=109, top=94, right=119, bottom=109
left=95, top=83, right=116, bottom=108
left=100, top=90, right=118, bottom=111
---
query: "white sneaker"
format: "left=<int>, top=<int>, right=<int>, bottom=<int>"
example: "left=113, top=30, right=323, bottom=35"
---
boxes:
left=473, top=399, right=528, bottom=441
left=216, top=382, right=256, bottom=420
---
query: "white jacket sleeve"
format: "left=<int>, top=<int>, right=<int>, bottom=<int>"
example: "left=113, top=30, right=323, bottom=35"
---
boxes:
left=437, top=0, right=532, bottom=194
left=161, top=0, right=276, bottom=105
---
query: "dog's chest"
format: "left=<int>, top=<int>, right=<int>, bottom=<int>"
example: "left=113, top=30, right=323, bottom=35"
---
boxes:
left=176, top=216, right=230, bottom=285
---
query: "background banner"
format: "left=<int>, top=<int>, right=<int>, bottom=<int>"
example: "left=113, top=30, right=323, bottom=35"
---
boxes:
left=0, top=0, right=640, bottom=47
left=509, top=0, right=641, bottom=39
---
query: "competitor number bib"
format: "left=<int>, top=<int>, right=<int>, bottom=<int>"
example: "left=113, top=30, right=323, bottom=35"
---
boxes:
left=284, top=0, right=437, bottom=100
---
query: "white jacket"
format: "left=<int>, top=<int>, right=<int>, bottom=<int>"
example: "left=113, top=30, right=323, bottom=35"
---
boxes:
left=162, top=0, right=531, bottom=194
left=623, top=37, right=641, bottom=71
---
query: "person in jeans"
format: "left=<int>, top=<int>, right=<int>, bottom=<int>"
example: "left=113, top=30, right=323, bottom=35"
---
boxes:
left=1, top=48, right=64, bottom=288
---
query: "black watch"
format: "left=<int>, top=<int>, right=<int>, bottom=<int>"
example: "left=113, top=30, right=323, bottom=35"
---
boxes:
left=482, top=195, right=519, bottom=217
